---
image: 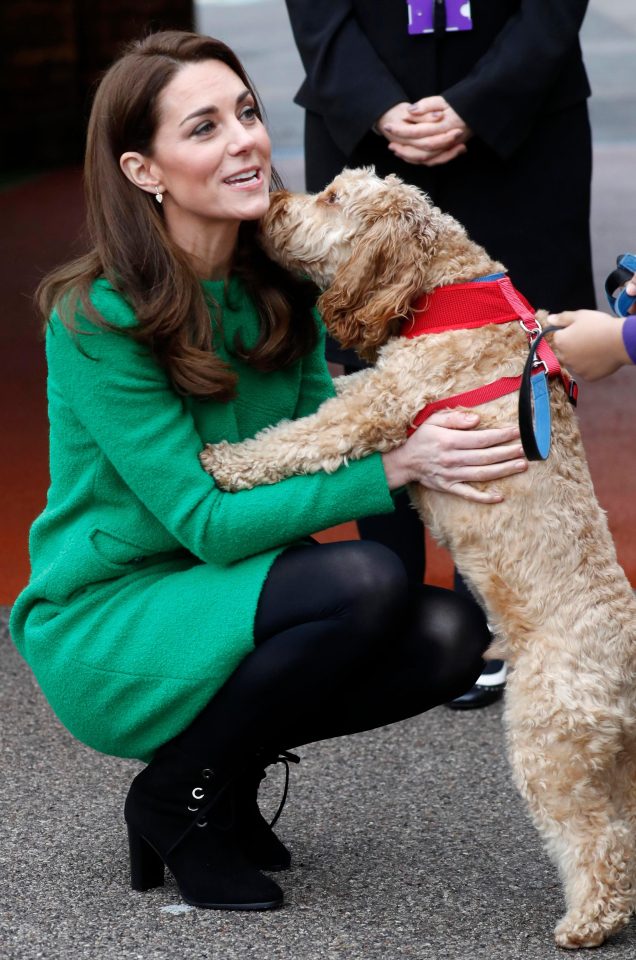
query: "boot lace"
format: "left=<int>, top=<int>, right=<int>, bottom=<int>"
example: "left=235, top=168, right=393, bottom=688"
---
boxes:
left=264, top=750, right=300, bottom=829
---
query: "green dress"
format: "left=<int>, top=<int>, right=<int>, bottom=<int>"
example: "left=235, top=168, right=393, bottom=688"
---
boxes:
left=9, top=277, right=394, bottom=761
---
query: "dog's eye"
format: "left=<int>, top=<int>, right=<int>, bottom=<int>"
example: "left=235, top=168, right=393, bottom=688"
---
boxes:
left=325, top=191, right=339, bottom=205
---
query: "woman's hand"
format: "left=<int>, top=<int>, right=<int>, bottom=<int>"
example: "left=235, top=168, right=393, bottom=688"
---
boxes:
left=549, top=309, right=632, bottom=381
left=381, top=409, right=527, bottom=503
left=375, top=97, right=470, bottom=167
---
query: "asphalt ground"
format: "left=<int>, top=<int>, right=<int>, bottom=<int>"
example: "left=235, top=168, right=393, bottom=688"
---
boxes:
left=2, top=2, right=636, bottom=958
left=3, top=602, right=636, bottom=960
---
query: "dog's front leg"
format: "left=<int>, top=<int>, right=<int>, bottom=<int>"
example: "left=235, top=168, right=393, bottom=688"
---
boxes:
left=200, top=367, right=415, bottom=491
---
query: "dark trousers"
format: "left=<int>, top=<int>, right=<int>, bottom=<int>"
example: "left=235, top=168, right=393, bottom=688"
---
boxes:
left=164, top=539, right=490, bottom=767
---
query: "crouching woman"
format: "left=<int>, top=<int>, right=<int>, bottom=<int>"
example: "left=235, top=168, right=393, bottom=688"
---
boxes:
left=10, top=31, right=527, bottom=910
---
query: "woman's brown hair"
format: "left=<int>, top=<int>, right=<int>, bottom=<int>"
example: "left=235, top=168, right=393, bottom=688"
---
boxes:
left=37, top=31, right=318, bottom=400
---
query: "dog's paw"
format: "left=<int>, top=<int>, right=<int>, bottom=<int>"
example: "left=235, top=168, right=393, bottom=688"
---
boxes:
left=554, top=925, right=605, bottom=950
left=553, top=911, right=626, bottom=950
left=199, top=442, right=241, bottom=490
left=200, top=443, right=271, bottom=492
left=199, top=442, right=227, bottom=476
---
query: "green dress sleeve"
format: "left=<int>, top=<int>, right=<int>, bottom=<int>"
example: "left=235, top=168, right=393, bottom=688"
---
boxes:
left=48, top=293, right=394, bottom=568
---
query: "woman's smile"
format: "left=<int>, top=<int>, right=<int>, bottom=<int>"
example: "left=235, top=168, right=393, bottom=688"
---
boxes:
left=222, top=166, right=265, bottom=189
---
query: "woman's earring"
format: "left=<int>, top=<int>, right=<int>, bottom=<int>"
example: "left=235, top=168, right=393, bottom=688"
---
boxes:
left=155, top=187, right=163, bottom=205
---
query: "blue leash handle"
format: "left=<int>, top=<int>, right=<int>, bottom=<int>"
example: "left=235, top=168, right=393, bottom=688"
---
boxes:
left=529, top=371, right=551, bottom=460
left=605, top=253, right=636, bottom=317
left=518, top=327, right=562, bottom=461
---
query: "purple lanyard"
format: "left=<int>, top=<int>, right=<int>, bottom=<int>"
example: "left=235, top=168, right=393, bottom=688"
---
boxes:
left=407, top=1, right=473, bottom=35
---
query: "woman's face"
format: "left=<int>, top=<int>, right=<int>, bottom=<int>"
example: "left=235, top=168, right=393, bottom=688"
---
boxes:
left=149, top=59, right=272, bottom=231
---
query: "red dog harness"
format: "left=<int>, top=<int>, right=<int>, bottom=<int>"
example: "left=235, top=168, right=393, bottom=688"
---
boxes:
left=400, top=275, right=577, bottom=437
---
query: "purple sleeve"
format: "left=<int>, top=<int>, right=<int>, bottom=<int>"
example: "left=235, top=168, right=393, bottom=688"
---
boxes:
left=621, top=315, right=636, bottom=365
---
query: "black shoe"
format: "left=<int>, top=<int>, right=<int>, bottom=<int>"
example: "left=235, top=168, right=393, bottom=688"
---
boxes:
left=445, top=660, right=507, bottom=711
left=125, top=749, right=283, bottom=910
left=234, top=751, right=299, bottom=872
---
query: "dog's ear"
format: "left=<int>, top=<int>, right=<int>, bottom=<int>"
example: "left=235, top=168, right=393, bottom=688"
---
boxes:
left=317, top=200, right=437, bottom=362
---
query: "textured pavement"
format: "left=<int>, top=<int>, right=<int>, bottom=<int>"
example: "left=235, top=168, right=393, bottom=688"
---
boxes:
left=2, top=2, right=636, bottom=958
left=4, top=609, right=636, bottom=960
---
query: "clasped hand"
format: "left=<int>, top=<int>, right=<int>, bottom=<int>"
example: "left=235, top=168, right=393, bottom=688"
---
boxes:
left=382, top=409, right=528, bottom=503
left=376, top=96, right=471, bottom=167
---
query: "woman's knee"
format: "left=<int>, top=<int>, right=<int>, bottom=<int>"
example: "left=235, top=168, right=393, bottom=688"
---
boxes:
left=414, top=586, right=490, bottom=685
left=254, top=539, right=408, bottom=648
left=325, top=540, right=410, bottom=637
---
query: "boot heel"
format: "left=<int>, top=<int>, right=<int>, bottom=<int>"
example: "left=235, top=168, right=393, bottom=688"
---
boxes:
left=128, top=825, right=165, bottom=891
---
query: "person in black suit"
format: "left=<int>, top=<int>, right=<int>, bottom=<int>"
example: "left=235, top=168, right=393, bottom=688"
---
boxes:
left=285, top=0, right=595, bottom=707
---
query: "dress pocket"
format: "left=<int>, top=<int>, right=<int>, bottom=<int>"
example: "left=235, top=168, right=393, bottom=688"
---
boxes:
left=89, top=528, right=151, bottom=570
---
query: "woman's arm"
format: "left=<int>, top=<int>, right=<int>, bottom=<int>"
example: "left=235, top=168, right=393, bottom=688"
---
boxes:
left=203, top=355, right=526, bottom=503
left=442, top=0, right=590, bottom=158
left=285, top=0, right=407, bottom=156
left=49, top=305, right=395, bottom=568
left=389, top=0, right=590, bottom=165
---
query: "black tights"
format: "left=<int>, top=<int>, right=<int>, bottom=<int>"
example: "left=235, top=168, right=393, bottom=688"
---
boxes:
left=167, top=540, right=490, bottom=767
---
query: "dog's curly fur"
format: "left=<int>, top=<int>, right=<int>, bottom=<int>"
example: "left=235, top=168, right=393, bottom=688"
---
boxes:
left=201, top=168, right=636, bottom=948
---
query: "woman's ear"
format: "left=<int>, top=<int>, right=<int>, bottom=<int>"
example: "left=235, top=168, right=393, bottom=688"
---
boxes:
left=119, top=152, right=161, bottom=195
left=317, top=213, right=435, bottom=361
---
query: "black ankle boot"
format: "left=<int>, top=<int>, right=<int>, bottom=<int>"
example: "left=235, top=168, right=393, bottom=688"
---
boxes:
left=235, top=750, right=299, bottom=872
left=124, top=749, right=283, bottom=910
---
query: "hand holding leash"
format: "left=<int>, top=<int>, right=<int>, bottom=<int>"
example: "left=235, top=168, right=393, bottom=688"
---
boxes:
left=549, top=256, right=636, bottom=381
left=548, top=253, right=636, bottom=381
left=549, top=311, right=632, bottom=381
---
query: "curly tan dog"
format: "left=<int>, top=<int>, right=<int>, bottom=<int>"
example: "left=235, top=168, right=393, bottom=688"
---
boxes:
left=201, top=168, right=636, bottom=949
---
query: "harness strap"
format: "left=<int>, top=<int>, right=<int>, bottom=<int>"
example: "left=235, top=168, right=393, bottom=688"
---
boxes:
left=404, top=275, right=534, bottom=336
left=403, top=275, right=577, bottom=446
left=497, top=277, right=565, bottom=383
left=407, top=376, right=522, bottom=436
